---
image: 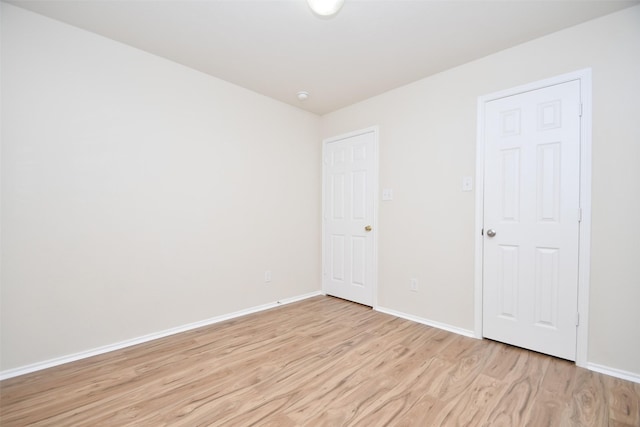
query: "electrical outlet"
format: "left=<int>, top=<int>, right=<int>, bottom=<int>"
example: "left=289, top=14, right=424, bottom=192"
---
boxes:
left=462, top=176, right=473, bottom=192
left=264, top=270, right=272, bottom=283
left=410, top=278, right=418, bottom=292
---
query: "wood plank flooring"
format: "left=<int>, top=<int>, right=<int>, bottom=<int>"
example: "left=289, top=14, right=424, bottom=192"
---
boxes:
left=1, top=296, right=639, bottom=426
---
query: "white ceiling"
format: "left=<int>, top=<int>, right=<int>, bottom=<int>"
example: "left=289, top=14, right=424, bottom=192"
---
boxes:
left=6, top=0, right=639, bottom=115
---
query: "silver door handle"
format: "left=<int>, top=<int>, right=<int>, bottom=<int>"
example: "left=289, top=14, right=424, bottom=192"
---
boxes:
left=486, top=229, right=496, bottom=237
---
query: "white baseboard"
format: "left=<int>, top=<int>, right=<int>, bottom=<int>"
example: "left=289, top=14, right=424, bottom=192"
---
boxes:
left=587, top=362, right=640, bottom=384
left=0, top=291, right=323, bottom=381
left=374, top=307, right=640, bottom=384
left=7, top=294, right=637, bottom=386
left=375, top=306, right=476, bottom=338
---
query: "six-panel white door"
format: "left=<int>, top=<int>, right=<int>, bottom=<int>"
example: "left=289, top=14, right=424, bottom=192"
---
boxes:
left=483, top=81, right=581, bottom=360
left=323, top=130, right=376, bottom=306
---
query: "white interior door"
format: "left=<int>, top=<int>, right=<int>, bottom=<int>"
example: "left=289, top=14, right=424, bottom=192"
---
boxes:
left=482, top=81, right=581, bottom=360
left=323, top=129, right=376, bottom=306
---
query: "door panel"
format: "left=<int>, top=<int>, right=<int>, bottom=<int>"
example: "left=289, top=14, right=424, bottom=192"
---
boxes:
left=323, top=130, right=376, bottom=306
left=483, top=81, right=581, bottom=360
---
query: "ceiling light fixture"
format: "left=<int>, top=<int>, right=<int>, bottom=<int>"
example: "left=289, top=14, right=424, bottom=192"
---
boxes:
left=307, top=0, right=345, bottom=17
left=297, top=91, right=309, bottom=101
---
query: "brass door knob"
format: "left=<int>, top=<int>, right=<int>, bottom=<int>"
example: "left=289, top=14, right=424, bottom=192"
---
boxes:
left=365, top=225, right=372, bottom=232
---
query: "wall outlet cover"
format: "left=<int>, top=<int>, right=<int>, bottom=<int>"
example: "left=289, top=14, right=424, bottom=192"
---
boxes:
left=462, top=176, right=473, bottom=192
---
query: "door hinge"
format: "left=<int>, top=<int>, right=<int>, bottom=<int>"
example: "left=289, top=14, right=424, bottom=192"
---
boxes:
left=576, top=312, right=580, bottom=326
left=481, top=228, right=484, bottom=236
left=578, top=208, right=582, bottom=222
left=579, top=103, right=583, bottom=117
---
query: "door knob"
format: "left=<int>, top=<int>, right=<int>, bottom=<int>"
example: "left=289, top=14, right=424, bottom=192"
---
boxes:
left=365, top=225, right=372, bottom=232
left=486, top=229, right=496, bottom=237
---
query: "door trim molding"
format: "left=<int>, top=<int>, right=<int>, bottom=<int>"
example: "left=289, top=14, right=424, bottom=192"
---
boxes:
left=474, top=69, right=592, bottom=367
left=322, top=126, right=379, bottom=308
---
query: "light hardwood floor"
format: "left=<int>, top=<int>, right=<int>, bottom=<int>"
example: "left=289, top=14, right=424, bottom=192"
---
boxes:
left=1, top=296, right=639, bottom=426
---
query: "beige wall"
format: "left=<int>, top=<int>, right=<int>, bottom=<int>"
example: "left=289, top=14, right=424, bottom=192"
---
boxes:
left=2, top=2, right=639, bottom=378
left=322, top=5, right=640, bottom=375
left=1, top=4, right=321, bottom=371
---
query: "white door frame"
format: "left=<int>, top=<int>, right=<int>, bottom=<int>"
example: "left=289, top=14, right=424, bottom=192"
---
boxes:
left=474, top=69, right=592, bottom=367
left=322, top=126, right=379, bottom=308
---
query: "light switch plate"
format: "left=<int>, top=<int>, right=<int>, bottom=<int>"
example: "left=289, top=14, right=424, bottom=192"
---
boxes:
left=382, top=188, right=393, bottom=201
